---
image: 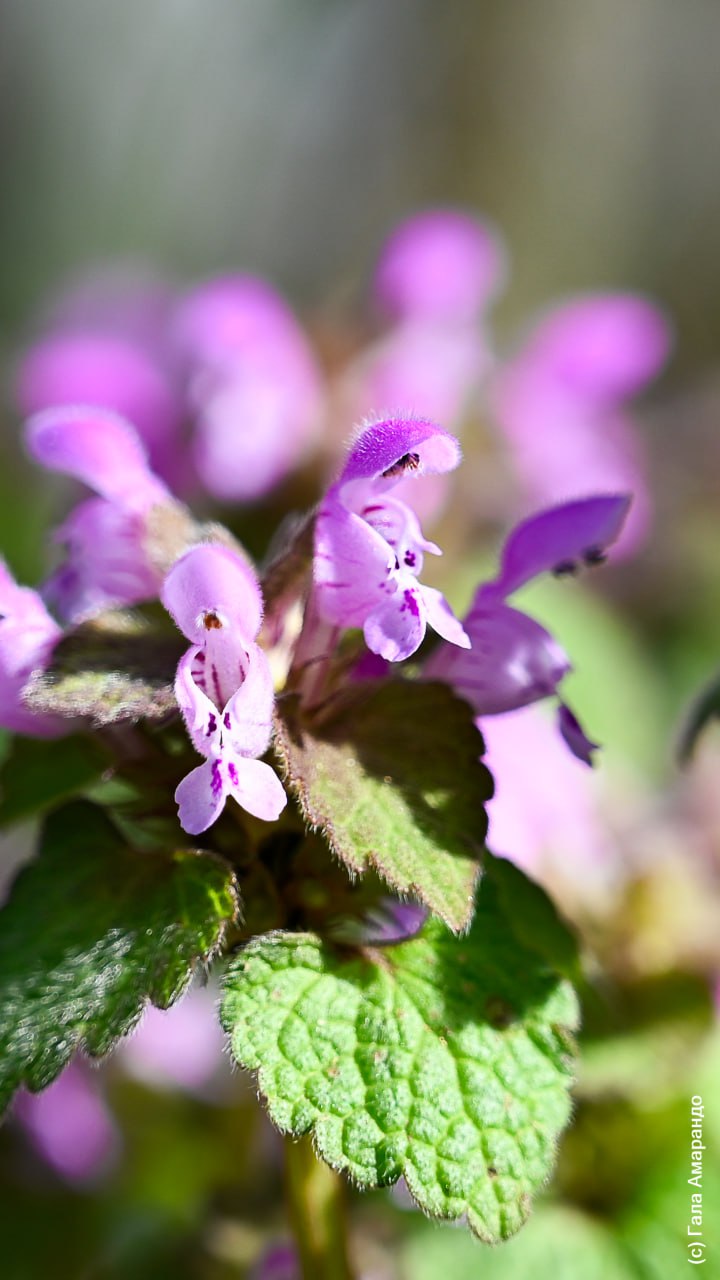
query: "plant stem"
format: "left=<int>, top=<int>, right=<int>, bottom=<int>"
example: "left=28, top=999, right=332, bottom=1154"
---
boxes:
left=284, top=1135, right=355, bottom=1280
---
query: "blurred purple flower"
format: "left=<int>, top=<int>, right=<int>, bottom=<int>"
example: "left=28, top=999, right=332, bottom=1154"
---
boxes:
left=15, top=1060, right=119, bottom=1184
left=373, top=209, right=506, bottom=325
left=119, top=986, right=227, bottom=1094
left=343, top=211, right=505, bottom=523
left=16, top=269, right=182, bottom=481
left=482, top=704, right=614, bottom=879
left=313, top=416, right=469, bottom=662
left=250, top=1243, right=299, bottom=1280
left=25, top=406, right=173, bottom=623
left=161, top=543, right=286, bottom=834
left=427, top=495, right=630, bottom=760
left=18, top=269, right=323, bottom=503
left=491, top=294, right=671, bottom=553
left=361, top=898, right=427, bottom=945
left=0, top=560, right=64, bottom=736
left=172, top=275, right=323, bottom=501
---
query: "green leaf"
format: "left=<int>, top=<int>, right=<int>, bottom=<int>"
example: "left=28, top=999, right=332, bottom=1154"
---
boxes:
left=222, top=855, right=579, bottom=1242
left=274, top=681, right=492, bottom=932
left=0, top=801, right=237, bottom=1111
left=23, top=610, right=185, bottom=726
left=403, top=1205, right=638, bottom=1280
left=0, top=734, right=111, bottom=827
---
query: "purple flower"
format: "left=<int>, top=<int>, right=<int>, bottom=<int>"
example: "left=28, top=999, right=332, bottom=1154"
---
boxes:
left=372, top=208, right=507, bottom=325
left=0, top=560, right=64, bottom=736
left=362, top=898, right=428, bottom=945
left=481, top=704, right=614, bottom=881
left=491, top=294, right=671, bottom=553
left=119, top=985, right=227, bottom=1094
left=16, top=268, right=182, bottom=481
left=341, top=211, right=505, bottom=524
left=426, top=495, right=630, bottom=760
left=15, top=1060, right=119, bottom=1183
left=171, top=275, right=322, bottom=501
left=250, top=1244, right=299, bottom=1280
left=313, top=417, right=470, bottom=662
left=161, top=543, right=286, bottom=834
left=25, top=406, right=173, bottom=623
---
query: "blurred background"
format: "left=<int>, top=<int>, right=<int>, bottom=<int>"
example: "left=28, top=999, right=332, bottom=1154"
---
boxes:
left=1, top=2, right=720, bottom=1277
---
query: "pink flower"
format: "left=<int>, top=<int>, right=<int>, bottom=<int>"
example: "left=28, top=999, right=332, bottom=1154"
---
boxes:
left=491, top=294, right=671, bottom=553
left=15, top=1061, right=119, bottom=1183
left=342, top=210, right=505, bottom=523
left=172, top=275, right=322, bottom=501
left=427, top=495, right=630, bottom=760
left=372, top=209, right=506, bottom=324
left=161, top=544, right=286, bottom=834
left=25, top=406, right=173, bottom=623
left=16, top=269, right=182, bottom=481
left=119, top=986, right=226, bottom=1094
left=0, top=560, right=64, bottom=736
left=314, top=417, right=470, bottom=662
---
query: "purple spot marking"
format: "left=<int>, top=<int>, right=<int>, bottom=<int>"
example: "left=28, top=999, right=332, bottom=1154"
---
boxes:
left=206, top=713, right=217, bottom=736
left=404, top=550, right=416, bottom=568
left=402, top=588, right=420, bottom=617
left=228, top=762, right=239, bottom=787
left=223, top=712, right=232, bottom=730
left=210, top=760, right=223, bottom=798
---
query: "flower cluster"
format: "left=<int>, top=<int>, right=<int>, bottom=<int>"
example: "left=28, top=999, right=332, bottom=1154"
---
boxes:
left=2, top=207, right=655, bottom=843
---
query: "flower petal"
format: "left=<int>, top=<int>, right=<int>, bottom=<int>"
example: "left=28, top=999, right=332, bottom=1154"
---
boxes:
left=161, top=543, right=263, bottom=644
left=0, top=560, right=65, bottom=736
left=482, top=495, right=631, bottom=601
left=557, top=702, right=599, bottom=766
left=427, top=603, right=571, bottom=715
left=225, top=756, right=287, bottom=822
left=338, top=416, right=461, bottom=491
left=47, top=497, right=160, bottom=623
left=421, top=585, right=471, bottom=649
left=314, top=500, right=392, bottom=629
left=25, top=406, right=168, bottom=511
left=174, top=647, right=223, bottom=757
left=175, top=758, right=228, bottom=835
left=363, top=585, right=426, bottom=662
left=224, top=642, right=275, bottom=758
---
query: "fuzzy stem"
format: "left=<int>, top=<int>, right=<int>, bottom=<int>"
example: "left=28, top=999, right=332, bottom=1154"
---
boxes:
left=284, top=1136, right=355, bottom=1280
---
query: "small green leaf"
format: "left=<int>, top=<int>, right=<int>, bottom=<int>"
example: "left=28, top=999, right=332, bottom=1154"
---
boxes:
left=0, top=734, right=111, bottom=827
left=222, top=855, right=579, bottom=1242
left=274, top=682, right=492, bottom=931
left=23, top=610, right=185, bottom=726
left=0, top=801, right=237, bottom=1111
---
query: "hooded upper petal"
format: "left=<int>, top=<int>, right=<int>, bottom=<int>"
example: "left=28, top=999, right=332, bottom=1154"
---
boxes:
left=25, top=406, right=169, bottom=512
left=480, top=495, right=631, bottom=602
left=338, top=416, right=461, bottom=493
left=161, top=543, right=263, bottom=645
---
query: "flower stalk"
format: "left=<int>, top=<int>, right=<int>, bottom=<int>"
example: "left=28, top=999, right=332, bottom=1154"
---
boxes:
left=284, top=1135, right=355, bottom=1280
